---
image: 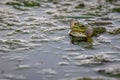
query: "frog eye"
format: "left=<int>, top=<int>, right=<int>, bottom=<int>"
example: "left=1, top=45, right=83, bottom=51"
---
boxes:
left=74, top=23, right=77, bottom=25
left=81, top=25, right=85, bottom=27
left=79, top=25, right=84, bottom=28
left=74, top=22, right=79, bottom=25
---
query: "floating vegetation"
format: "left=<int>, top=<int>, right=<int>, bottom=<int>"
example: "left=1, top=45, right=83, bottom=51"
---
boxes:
left=96, top=64, right=120, bottom=77
left=89, top=21, right=112, bottom=26
left=53, top=15, right=94, bottom=19
left=93, top=27, right=106, bottom=36
left=0, top=0, right=120, bottom=80
left=106, top=0, right=118, bottom=3
left=6, top=0, right=40, bottom=10
left=47, top=0, right=55, bottom=2
left=109, top=27, right=120, bottom=34
left=75, top=77, right=106, bottom=80
left=112, top=7, right=120, bottom=13
left=74, top=53, right=118, bottom=66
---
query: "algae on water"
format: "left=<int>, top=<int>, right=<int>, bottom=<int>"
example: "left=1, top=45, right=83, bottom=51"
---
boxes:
left=6, top=0, right=40, bottom=10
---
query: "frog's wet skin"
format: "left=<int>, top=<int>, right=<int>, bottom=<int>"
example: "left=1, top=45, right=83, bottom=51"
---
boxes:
left=69, top=20, right=94, bottom=44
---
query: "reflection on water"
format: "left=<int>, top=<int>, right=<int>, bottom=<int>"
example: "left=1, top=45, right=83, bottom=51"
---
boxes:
left=70, top=35, right=93, bottom=49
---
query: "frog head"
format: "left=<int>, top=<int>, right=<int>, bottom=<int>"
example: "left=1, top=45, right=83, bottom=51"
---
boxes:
left=70, top=20, right=87, bottom=33
left=70, top=20, right=94, bottom=43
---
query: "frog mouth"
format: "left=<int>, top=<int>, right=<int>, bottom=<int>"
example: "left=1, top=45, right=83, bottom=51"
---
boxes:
left=69, top=31, right=87, bottom=37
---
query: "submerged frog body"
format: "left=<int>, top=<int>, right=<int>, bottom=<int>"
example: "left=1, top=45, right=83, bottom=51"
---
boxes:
left=69, top=20, right=94, bottom=43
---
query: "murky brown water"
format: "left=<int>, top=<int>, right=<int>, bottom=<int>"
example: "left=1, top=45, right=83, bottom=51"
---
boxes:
left=0, top=0, right=120, bottom=80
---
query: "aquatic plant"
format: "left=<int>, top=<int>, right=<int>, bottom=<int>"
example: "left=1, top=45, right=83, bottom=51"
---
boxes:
left=93, top=27, right=106, bottom=36
left=6, top=0, right=40, bottom=10
left=76, top=77, right=105, bottom=80
left=112, top=7, right=120, bottom=13
left=106, top=0, right=118, bottom=3
left=89, top=22, right=112, bottom=26
left=53, top=15, right=94, bottom=19
left=109, top=27, right=120, bottom=34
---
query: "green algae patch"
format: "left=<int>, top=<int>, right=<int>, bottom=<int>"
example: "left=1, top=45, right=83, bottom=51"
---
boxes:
left=89, top=21, right=112, bottom=26
left=6, top=1, right=22, bottom=6
left=53, top=15, right=94, bottom=19
left=93, top=27, right=106, bottom=36
left=106, top=0, right=118, bottom=3
left=112, top=7, right=120, bottom=13
left=109, top=27, right=120, bottom=34
left=73, top=77, right=113, bottom=80
left=6, top=0, right=40, bottom=10
left=76, top=77, right=104, bottom=80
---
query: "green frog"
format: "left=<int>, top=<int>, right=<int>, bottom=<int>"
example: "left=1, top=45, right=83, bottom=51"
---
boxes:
left=69, top=20, right=94, bottom=43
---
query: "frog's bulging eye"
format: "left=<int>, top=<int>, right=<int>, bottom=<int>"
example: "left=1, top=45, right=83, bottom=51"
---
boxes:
left=74, top=22, right=79, bottom=26
left=74, top=23, right=77, bottom=25
left=82, top=25, right=85, bottom=27
left=79, top=25, right=84, bottom=28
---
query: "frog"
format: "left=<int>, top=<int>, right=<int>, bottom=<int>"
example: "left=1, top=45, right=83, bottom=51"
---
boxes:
left=69, top=20, right=94, bottom=43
